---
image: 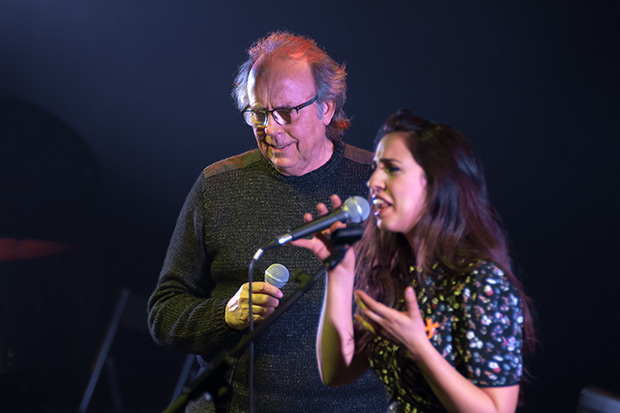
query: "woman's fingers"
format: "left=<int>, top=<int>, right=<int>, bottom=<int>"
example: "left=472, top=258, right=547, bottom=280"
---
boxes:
left=290, top=194, right=353, bottom=262
left=330, top=194, right=343, bottom=209
left=355, top=314, right=377, bottom=335
left=355, top=290, right=389, bottom=317
left=404, top=286, right=421, bottom=318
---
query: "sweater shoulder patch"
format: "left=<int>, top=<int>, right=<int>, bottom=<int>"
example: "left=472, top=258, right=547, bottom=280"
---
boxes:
left=202, top=149, right=263, bottom=179
left=343, top=144, right=373, bottom=165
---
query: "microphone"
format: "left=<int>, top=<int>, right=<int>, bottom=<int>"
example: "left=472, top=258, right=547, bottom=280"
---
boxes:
left=263, top=196, right=370, bottom=250
left=264, top=263, right=289, bottom=289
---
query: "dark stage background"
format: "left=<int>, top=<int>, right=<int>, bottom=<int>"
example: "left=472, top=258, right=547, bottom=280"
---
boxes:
left=0, top=1, right=618, bottom=412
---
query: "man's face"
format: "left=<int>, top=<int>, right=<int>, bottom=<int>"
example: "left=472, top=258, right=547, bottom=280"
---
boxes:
left=247, top=57, right=335, bottom=176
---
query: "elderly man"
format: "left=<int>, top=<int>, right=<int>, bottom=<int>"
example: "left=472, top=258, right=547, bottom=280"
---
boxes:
left=148, top=31, right=386, bottom=412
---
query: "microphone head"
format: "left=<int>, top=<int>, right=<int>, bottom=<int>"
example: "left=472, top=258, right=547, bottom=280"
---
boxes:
left=264, top=263, right=289, bottom=289
left=342, top=196, right=371, bottom=223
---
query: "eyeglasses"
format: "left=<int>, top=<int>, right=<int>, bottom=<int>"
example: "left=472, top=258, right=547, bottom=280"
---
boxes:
left=242, top=96, right=318, bottom=127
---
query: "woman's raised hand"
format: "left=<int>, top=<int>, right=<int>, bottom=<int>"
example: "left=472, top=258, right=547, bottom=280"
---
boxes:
left=291, top=194, right=355, bottom=271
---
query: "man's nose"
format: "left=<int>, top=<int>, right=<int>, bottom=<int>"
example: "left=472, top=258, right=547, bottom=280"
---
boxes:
left=265, top=112, right=284, bottom=137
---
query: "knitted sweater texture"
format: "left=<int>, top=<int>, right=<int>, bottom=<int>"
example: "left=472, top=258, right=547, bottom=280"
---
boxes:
left=148, top=141, right=387, bottom=412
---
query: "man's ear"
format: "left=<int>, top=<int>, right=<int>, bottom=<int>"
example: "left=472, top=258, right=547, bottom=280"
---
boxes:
left=321, top=100, right=336, bottom=126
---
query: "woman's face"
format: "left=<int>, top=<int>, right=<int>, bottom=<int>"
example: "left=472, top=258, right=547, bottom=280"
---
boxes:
left=367, top=132, right=427, bottom=239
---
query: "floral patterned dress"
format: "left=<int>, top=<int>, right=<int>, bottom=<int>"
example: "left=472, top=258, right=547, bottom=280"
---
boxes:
left=367, top=261, right=524, bottom=412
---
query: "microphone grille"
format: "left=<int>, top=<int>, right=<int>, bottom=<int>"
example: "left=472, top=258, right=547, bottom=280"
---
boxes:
left=264, top=263, right=290, bottom=289
left=343, top=196, right=371, bottom=223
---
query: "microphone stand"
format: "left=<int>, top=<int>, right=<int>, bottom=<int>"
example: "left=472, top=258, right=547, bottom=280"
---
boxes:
left=162, top=227, right=363, bottom=413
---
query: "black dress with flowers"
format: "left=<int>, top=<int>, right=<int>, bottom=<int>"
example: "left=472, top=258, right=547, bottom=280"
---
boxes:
left=367, top=261, right=524, bottom=412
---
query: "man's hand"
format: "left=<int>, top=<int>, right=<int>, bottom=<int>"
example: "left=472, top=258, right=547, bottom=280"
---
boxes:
left=225, top=282, right=283, bottom=330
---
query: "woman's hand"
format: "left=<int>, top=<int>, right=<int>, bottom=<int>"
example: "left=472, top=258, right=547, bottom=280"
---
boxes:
left=354, top=286, right=430, bottom=358
left=291, top=194, right=356, bottom=272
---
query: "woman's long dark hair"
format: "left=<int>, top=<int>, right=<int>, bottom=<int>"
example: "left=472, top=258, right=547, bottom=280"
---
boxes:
left=354, top=109, right=535, bottom=356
